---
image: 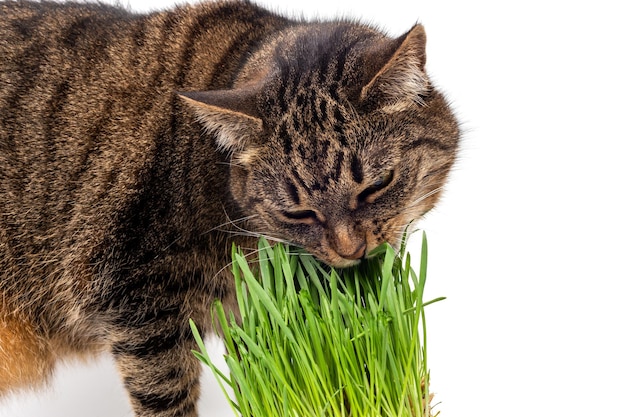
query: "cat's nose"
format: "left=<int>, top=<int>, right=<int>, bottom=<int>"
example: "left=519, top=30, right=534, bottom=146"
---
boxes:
left=328, top=223, right=367, bottom=260
left=338, top=242, right=366, bottom=260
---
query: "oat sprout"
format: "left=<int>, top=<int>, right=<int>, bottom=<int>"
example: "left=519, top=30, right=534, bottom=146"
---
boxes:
left=191, top=232, right=442, bottom=417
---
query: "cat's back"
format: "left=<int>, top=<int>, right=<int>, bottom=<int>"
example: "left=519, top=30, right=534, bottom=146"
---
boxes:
left=0, top=0, right=288, bottom=145
left=0, top=0, right=288, bottom=282
left=0, top=1, right=288, bottom=214
left=0, top=1, right=135, bottom=69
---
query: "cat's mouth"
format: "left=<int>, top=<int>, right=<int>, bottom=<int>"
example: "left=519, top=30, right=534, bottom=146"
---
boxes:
left=323, top=235, right=406, bottom=269
left=308, top=242, right=383, bottom=269
left=327, top=256, right=363, bottom=269
left=280, top=243, right=364, bottom=269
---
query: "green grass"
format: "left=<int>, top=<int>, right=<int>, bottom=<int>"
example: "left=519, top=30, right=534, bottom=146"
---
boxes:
left=190, top=232, right=442, bottom=417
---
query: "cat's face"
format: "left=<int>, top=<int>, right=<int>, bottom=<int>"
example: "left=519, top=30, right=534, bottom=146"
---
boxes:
left=181, top=23, right=459, bottom=267
left=230, top=93, right=456, bottom=267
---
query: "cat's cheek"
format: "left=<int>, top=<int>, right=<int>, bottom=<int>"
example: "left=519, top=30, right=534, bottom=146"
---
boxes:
left=381, top=214, right=416, bottom=249
left=228, top=166, right=252, bottom=208
left=368, top=232, right=386, bottom=250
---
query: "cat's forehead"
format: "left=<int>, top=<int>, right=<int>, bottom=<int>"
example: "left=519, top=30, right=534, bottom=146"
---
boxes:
left=266, top=108, right=399, bottom=188
left=271, top=23, right=385, bottom=80
left=257, top=23, right=387, bottom=119
left=271, top=98, right=355, bottom=158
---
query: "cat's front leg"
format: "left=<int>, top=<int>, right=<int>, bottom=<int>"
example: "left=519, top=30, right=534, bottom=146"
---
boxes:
left=110, top=316, right=202, bottom=417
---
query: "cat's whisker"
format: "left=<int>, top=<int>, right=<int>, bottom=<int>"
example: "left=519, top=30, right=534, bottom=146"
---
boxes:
left=219, top=228, right=291, bottom=247
left=216, top=161, right=245, bottom=169
left=216, top=206, right=293, bottom=246
left=379, top=186, right=446, bottom=246
left=155, top=214, right=261, bottom=259
left=220, top=208, right=260, bottom=228
left=211, top=242, right=298, bottom=281
left=216, top=225, right=290, bottom=247
left=254, top=232, right=293, bottom=245
left=211, top=247, right=264, bottom=280
left=388, top=225, right=418, bottom=235
left=204, top=214, right=260, bottom=236
left=214, top=212, right=261, bottom=238
left=220, top=206, right=256, bottom=229
left=398, top=186, right=445, bottom=216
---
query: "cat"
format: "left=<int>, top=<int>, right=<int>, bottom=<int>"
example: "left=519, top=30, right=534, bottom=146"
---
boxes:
left=0, top=0, right=460, bottom=416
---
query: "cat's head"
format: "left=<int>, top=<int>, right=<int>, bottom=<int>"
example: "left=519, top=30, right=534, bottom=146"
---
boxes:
left=180, top=23, right=459, bottom=267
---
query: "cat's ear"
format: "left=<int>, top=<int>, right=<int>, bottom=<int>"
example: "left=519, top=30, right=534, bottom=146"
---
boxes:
left=178, top=89, right=262, bottom=151
left=360, top=24, right=429, bottom=111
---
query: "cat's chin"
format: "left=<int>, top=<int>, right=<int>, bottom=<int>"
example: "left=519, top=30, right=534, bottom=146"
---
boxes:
left=298, top=248, right=362, bottom=269
left=327, top=258, right=362, bottom=269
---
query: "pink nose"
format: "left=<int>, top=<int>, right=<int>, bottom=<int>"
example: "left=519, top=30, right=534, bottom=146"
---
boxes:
left=337, top=242, right=366, bottom=260
left=328, top=223, right=367, bottom=261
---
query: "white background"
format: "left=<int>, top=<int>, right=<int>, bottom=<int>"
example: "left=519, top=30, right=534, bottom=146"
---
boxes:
left=2, top=0, right=625, bottom=416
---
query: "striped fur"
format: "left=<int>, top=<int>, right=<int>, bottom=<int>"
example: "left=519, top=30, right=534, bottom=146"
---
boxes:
left=0, top=1, right=459, bottom=416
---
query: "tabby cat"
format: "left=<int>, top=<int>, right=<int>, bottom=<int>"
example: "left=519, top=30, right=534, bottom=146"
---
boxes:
left=0, top=0, right=459, bottom=415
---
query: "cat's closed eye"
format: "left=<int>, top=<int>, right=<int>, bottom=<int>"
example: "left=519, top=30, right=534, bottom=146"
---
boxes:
left=357, top=169, right=394, bottom=204
left=281, top=209, right=320, bottom=224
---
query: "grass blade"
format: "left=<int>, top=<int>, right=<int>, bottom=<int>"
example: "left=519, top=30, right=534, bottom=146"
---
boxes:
left=192, top=232, right=442, bottom=417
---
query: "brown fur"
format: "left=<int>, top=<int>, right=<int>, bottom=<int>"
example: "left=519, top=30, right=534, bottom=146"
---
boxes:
left=0, top=1, right=459, bottom=415
left=0, top=314, right=51, bottom=392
